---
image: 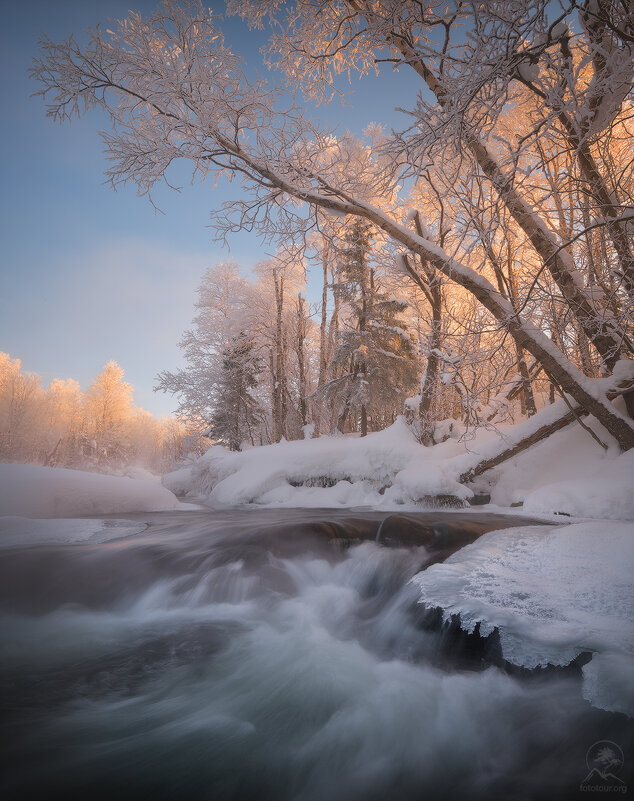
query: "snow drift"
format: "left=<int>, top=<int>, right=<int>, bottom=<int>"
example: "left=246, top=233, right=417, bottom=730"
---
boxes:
left=412, top=521, right=634, bottom=716
left=0, top=463, right=179, bottom=517
left=165, top=413, right=633, bottom=519
left=166, top=417, right=472, bottom=508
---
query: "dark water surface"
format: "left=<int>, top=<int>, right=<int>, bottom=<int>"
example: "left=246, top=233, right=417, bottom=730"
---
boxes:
left=1, top=509, right=632, bottom=800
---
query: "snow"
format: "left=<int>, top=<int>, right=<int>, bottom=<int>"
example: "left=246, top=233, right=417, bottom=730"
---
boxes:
left=0, top=463, right=179, bottom=517
left=412, top=521, right=634, bottom=715
left=441, top=397, right=634, bottom=520
left=167, top=407, right=633, bottom=519
left=522, top=449, right=634, bottom=519
left=482, top=416, right=634, bottom=519
left=162, top=465, right=195, bottom=497
left=0, top=516, right=147, bottom=548
left=517, top=60, right=540, bottom=83
left=180, top=417, right=471, bottom=508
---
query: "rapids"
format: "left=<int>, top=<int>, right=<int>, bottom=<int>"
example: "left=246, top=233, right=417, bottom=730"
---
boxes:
left=1, top=509, right=632, bottom=800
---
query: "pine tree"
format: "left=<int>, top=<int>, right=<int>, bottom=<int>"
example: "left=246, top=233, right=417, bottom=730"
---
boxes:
left=208, top=333, right=264, bottom=450
left=324, top=222, right=421, bottom=435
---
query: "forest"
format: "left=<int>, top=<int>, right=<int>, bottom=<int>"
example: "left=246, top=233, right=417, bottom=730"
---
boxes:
left=30, top=0, right=633, bottom=461
left=0, top=354, right=202, bottom=472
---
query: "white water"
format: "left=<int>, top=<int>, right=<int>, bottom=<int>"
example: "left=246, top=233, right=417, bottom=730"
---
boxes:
left=1, top=510, right=631, bottom=800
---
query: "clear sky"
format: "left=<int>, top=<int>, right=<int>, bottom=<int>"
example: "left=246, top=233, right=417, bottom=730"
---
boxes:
left=0, top=0, right=420, bottom=416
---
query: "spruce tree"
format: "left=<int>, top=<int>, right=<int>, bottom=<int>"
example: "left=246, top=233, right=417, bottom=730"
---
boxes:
left=208, top=333, right=264, bottom=450
left=325, top=222, right=420, bottom=435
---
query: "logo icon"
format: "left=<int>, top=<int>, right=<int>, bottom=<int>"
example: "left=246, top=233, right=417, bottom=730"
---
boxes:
left=581, top=740, right=627, bottom=794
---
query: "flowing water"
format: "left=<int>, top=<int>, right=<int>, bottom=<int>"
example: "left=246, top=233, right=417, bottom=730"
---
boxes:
left=1, top=509, right=632, bottom=801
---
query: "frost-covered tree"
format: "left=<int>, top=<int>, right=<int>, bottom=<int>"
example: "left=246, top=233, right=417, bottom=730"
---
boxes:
left=0, top=353, right=43, bottom=461
left=322, top=221, right=420, bottom=434
left=207, top=332, right=264, bottom=450
left=31, top=0, right=634, bottom=450
left=156, top=263, right=257, bottom=423
left=0, top=352, right=192, bottom=471
left=43, top=377, right=84, bottom=466
left=156, top=259, right=311, bottom=444
left=84, top=361, right=134, bottom=464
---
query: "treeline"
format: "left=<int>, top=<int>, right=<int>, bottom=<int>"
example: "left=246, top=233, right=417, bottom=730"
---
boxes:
left=0, top=354, right=205, bottom=472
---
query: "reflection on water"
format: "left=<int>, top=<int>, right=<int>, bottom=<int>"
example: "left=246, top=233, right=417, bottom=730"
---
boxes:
left=1, top=509, right=632, bottom=800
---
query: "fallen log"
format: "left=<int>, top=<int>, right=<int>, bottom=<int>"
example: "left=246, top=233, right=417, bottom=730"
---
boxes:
left=460, top=373, right=634, bottom=484
left=460, top=408, right=580, bottom=484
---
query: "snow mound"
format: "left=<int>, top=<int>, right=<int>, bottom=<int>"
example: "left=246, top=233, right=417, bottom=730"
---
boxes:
left=0, top=516, right=147, bottom=548
left=0, top=463, right=179, bottom=517
left=522, top=449, right=634, bottom=520
left=447, top=405, right=634, bottom=520
left=412, top=521, right=634, bottom=715
left=162, top=465, right=195, bottom=497
left=187, top=418, right=471, bottom=507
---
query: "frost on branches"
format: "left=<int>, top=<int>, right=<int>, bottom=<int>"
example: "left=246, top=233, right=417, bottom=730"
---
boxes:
left=31, top=0, right=634, bottom=451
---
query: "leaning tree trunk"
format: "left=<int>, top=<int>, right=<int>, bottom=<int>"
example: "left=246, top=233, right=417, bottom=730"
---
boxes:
left=273, top=271, right=287, bottom=442
left=374, top=26, right=628, bottom=370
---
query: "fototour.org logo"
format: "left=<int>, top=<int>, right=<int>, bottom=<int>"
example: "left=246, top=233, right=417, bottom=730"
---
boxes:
left=580, top=740, right=627, bottom=794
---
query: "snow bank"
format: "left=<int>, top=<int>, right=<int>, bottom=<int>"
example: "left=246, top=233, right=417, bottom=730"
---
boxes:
left=522, top=448, right=634, bottom=519
left=0, top=463, right=179, bottom=517
left=0, top=516, right=147, bottom=548
left=413, top=521, right=634, bottom=715
left=166, top=410, right=632, bottom=518
left=162, top=465, right=195, bottom=497
left=181, top=417, right=471, bottom=508
left=446, top=406, right=634, bottom=520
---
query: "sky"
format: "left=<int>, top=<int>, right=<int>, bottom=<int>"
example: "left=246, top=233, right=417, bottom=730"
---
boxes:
left=0, top=0, right=421, bottom=416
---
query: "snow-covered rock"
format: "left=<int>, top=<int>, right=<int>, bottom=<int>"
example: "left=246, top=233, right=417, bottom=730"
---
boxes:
left=0, top=463, right=179, bottom=517
left=412, top=521, right=634, bottom=715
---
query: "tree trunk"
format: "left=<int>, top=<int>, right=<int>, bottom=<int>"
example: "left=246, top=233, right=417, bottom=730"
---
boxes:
left=461, top=373, right=634, bottom=482
left=379, top=28, right=627, bottom=369
left=296, top=293, right=308, bottom=427
left=319, top=241, right=329, bottom=387
left=360, top=404, right=367, bottom=437
left=460, top=407, right=581, bottom=484
left=273, top=271, right=286, bottom=441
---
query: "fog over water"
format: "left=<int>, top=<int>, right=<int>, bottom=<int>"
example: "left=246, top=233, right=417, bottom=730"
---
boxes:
left=1, top=510, right=632, bottom=800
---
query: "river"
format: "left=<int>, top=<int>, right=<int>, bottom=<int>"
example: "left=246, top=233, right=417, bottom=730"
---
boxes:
left=1, top=509, right=632, bottom=800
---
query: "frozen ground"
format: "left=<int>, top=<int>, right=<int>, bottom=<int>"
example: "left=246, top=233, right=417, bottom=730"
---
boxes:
left=412, top=521, right=634, bottom=716
left=0, top=463, right=179, bottom=517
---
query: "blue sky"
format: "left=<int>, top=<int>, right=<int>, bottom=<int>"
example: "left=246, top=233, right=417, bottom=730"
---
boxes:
left=0, top=1, right=420, bottom=415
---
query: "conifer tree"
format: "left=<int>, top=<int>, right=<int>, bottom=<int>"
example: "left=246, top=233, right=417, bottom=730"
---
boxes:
left=324, top=222, right=420, bottom=435
left=208, top=332, right=264, bottom=450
